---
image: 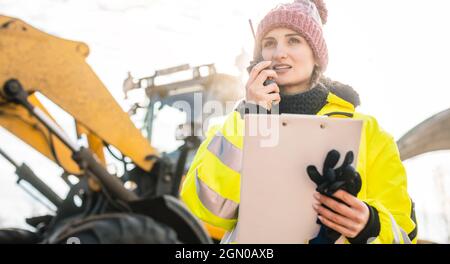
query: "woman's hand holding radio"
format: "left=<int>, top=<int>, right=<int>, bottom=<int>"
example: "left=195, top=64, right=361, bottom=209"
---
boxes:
left=245, top=61, right=281, bottom=111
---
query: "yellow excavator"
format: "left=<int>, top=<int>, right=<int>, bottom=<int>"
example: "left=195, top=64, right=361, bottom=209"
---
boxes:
left=0, top=15, right=241, bottom=243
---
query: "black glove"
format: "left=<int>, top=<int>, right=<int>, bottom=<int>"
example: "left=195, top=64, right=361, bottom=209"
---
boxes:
left=307, top=149, right=362, bottom=197
left=307, top=150, right=362, bottom=244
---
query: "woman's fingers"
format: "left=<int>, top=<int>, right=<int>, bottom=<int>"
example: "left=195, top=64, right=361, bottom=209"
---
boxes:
left=247, top=84, right=281, bottom=110
left=313, top=203, right=356, bottom=231
left=332, top=190, right=363, bottom=210
left=267, top=92, right=281, bottom=106
left=314, top=192, right=356, bottom=221
left=314, top=190, right=370, bottom=238
left=257, top=94, right=280, bottom=110
left=248, top=60, right=272, bottom=84
left=317, top=215, right=355, bottom=238
left=246, top=61, right=280, bottom=110
left=254, top=69, right=278, bottom=87
left=261, top=82, right=280, bottom=94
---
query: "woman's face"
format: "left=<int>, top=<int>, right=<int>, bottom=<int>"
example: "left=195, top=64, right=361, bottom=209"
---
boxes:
left=261, top=27, right=316, bottom=92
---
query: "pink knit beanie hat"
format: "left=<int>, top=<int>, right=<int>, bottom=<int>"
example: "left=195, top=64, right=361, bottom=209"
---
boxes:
left=254, top=0, right=329, bottom=71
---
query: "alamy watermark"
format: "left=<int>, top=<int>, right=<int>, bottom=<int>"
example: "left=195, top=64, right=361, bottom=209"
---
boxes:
left=170, top=92, right=280, bottom=147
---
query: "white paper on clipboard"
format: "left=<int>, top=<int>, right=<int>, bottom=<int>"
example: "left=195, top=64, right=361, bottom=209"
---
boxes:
left=235, top=114, right=363, bottom=244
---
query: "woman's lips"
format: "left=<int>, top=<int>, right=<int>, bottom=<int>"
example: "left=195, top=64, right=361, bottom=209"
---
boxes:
left=273, top=67, right=292, bottom=74
left=272, top=64, right=292, bottom=74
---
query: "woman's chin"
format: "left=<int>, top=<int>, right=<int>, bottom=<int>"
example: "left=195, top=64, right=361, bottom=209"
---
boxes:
left=276, top=77, right=309, bottom=87
left=274, top=78, right=289, bottom=86
left=276, top=80, right=296, bottom=87
left=275, top=76, right=301, bottom=86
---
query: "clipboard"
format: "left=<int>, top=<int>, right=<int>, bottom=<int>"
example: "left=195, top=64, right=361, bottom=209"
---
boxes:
left=235, top=114, right=363, bottom=244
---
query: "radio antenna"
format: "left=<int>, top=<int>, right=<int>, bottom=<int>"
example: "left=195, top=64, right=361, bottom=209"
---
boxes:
left=248, top=19, right=256, bottom=40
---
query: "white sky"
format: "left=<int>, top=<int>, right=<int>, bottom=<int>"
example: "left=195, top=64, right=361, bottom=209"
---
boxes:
left=1, top=0, right=449, bottom=243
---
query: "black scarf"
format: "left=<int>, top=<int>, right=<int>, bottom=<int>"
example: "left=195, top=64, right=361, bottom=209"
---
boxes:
left=275, top=83, right=329, bottom=115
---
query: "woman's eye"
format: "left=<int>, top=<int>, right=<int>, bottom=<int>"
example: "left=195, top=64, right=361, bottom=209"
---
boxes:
left=289, top=38, right=301, bottom=44
left=263, top=41, right=275, bottom=48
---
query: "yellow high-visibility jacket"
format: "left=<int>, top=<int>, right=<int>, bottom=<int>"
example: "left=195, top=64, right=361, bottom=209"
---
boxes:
left=181, top=91, right=418, bottom=244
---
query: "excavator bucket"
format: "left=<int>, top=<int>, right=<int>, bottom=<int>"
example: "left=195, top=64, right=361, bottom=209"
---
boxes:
left=397, top=108, right=450, bottom=161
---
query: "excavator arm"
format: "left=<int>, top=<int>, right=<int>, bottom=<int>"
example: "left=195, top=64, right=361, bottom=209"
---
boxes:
left=0, top=15, right=157, bottom=173
left=0, top=93, right=81, bottom=174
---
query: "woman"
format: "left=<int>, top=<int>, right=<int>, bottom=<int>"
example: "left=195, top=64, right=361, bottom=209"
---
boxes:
left=181, top=0, right=417, bottom=244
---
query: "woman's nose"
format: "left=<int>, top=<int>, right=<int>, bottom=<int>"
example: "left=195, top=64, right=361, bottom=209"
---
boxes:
left=272, top=46, right=288, bottom=61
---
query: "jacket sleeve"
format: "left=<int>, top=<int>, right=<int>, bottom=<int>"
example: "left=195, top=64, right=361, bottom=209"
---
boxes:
left=180, top=112, right=244, bottom=231
left=360, top=119, right=418, bottom=244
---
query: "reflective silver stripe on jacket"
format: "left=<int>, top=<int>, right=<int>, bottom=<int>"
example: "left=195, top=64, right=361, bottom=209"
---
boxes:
left=400, top=228, right=412, bottom=244
left=195, top=170, right=239, bottom=220
left=221, top=225, right=239, bottom=244
left=207, top=131, right=242, bottom=173
left=368, top=215, right=412, bottom=244
left=389, top=214, right=401, bottom=244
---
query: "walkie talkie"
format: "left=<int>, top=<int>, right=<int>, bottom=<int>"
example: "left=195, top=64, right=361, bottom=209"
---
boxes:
left=247, top=19, right=276, bottom=87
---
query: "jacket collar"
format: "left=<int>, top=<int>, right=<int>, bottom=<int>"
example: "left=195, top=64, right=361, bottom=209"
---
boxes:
left=320, top=77, right=360, bottom=108
left=318, top=77, right=360, bottom=116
